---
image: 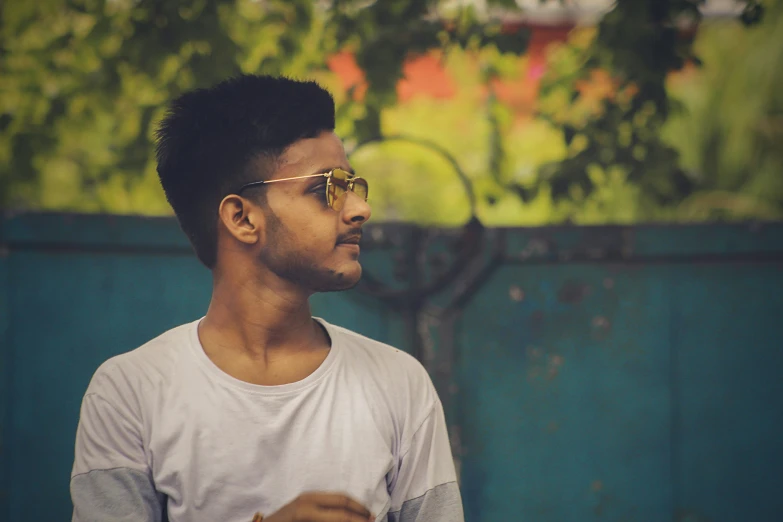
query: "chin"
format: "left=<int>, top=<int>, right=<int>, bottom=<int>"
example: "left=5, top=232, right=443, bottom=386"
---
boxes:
left=337, top=263, right=363, bottom=289
left=316, top=262, right=362, bottom=292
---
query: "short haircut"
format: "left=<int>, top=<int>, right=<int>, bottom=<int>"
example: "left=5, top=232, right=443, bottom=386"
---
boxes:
left=155, top=74, right=336, bottom=268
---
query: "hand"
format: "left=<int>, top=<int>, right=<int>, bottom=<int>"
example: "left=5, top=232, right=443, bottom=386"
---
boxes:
left=258, top=492, right=375, bottom=522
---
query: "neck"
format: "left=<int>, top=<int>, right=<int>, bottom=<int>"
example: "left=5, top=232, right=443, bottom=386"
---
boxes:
left=199, top=263, right=324, bottom=360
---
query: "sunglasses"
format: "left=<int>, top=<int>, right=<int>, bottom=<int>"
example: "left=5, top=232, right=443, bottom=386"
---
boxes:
left=237, top=168, right=368, bottom=212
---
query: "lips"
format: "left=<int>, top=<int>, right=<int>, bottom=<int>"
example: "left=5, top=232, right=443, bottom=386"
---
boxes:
left=337, top=231, right=362, bottom=246
left=338, top=236, right=361, bottom=245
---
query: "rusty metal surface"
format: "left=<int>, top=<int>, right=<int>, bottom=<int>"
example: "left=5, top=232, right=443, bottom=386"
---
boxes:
left=365, top=222, right=783, bottom=521
left=456, top=263, right=676, bottom=520
left=432, top=226, right=783, bottom=521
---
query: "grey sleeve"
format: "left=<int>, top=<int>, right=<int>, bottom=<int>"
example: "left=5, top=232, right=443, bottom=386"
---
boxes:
left=387, top=482, right=463, bottom=522
left=71, top=468, right=166, bottom=522
left=388, top=399, right=465, bottom=521
left=71, top=393, right=165, bottom=522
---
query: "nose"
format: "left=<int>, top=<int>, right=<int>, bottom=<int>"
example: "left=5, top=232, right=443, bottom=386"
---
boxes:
left=341, top=191, right=371, bottom=225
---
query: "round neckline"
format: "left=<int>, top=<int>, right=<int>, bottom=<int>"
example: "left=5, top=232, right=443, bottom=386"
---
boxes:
left=188, top=316, right=341, bottom=395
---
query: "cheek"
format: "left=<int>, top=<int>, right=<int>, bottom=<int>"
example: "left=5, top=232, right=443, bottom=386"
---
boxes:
left=277, top=208, right=338, bottom=251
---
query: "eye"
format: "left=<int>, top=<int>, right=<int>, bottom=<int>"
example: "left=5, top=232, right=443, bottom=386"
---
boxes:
left=311, top=183, right=327, bottom=195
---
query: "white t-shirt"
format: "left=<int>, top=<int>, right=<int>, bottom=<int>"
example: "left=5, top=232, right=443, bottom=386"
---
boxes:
left=71, top=318, right=463, bottom=522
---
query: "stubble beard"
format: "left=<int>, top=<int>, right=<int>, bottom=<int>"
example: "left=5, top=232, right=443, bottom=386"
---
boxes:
left=260, top=208, right=361, bottom=293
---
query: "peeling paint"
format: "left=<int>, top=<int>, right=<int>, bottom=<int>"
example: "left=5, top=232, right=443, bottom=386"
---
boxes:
left=527, top=348, right=565, bottom=382
left=590, top=315, right=613, bottom=341
left=592, top=316, right=610, bottom=329
left=546, top=354, right=564, bottom=380
left=508, top=285, right=525, bottom=302
left=558, top=281, right=590, bottom=304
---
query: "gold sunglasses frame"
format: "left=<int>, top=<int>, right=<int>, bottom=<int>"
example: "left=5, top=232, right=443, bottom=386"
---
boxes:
left=236, top=168, right=368, bottom=211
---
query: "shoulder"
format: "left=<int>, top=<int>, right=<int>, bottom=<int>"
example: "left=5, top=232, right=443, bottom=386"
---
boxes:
left=73, top=321, right=199, bottom=478
left=327, top=321, right=433, bottom=383
left=85, top=319, right=197, bottom=406
left=322, top=319, right=439, bottom=415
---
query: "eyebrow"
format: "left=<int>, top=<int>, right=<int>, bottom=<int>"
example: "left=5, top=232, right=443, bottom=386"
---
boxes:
left=314, top=166, right=356, bottom=176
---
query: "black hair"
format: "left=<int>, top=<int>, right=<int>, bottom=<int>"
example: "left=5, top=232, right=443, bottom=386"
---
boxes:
left=155, top=74, right=336, bottom=268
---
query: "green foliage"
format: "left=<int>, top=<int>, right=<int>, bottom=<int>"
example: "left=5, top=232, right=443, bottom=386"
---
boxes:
left=350, top=47, right=565, bottom=226
left=529, top=0, right=770, bottom=218
left=0, top=0, right=529, bottom=212
left=1, top=0, right=326, bottom=209
left=662, top=0, right=783, bottom=220
left=0, top=0, right=777, bottom=225
left=327, top=0, right=529, bottom=145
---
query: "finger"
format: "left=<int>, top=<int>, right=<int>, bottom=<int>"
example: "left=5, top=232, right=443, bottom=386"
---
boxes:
left=316, top=508, right=375, bottom=522
left=294, top=504, right=373, bottom=522
left=299, top=493, right=371, bottom=517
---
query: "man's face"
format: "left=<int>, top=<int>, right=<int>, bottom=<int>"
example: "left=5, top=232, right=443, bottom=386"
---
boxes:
left=255, top=131, right=371, bottom=292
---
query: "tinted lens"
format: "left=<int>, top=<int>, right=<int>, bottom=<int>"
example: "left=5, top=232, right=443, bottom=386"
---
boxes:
left=328, top=169, right=367, bottom=211
left=328, top=170, right=349, bottom=211
left=351, top=178, right=368, bottom=201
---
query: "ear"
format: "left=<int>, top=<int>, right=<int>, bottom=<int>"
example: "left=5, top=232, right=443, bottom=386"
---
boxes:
left=217, top=194, right=265, bottom=246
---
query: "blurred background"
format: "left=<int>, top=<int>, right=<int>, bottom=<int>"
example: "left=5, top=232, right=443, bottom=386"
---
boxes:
left=1, top=0, right=782, bottom=521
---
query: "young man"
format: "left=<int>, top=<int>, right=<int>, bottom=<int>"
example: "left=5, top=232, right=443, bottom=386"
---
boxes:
left=70, top=75, right=464, bottom=522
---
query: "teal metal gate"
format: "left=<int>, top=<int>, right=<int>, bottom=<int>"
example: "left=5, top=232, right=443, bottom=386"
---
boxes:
left=1, top=213, right=782, bottom=521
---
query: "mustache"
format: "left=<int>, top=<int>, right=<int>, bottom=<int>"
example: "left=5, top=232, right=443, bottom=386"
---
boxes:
left=336, top=229, right=363, bottom=244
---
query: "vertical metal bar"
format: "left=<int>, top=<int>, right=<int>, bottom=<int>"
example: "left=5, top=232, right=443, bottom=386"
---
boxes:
left=0, top=235, right=10, bottom=520
left=407, top=227, right=426, bottom=362
left=669, top=268, right=682, bottom=518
